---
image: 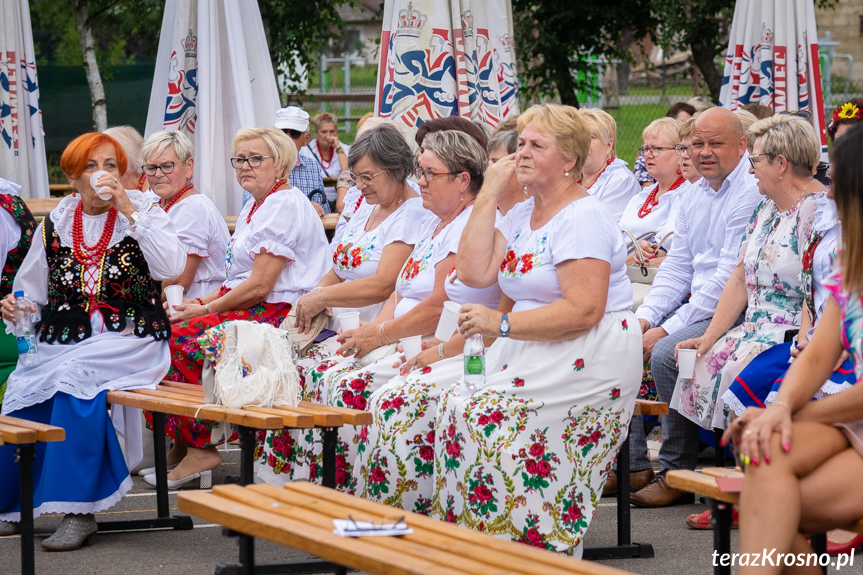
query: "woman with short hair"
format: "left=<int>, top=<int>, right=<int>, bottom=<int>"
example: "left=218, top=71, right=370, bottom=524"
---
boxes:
left=307, top=112, right=350, bottom=206
left=673, top=115, right=825, bottom=431
left=144, top=127, right=329, bottom=489
left=435, top=104, right=641, bottom=553
left=104, top=125, right=149, bottom=192
left=142, top=130, right=230, bottom=300
left=578, top=108, right=641, bottom=222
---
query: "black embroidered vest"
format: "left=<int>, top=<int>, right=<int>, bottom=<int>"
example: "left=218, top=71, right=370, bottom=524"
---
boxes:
left=40, top=214, right=171, bottom=344
left=0, top=194, right=36, bottom=292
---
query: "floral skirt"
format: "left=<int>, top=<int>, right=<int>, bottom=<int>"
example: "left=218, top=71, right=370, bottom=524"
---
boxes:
left=432, top=311, right=641, bottom=554
left=721, top=341, right=857, bottom=416
left=353, top=354, right=462, bottom=515
left=255, top=342, right=399, bottom=491
left=670, top=323, right=788, bottom=430
left=148, top=292, right=290, bottom=449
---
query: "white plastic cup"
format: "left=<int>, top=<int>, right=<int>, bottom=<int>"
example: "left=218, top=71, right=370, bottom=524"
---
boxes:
left=401, top=335, right=423, bottom=361
left=165, top=285, right=184, bottom=317
left=677, top=348, right=697, bottom=379
left=89, top=170, right=114, bottom=200
left=338, top=311, right=360, bottom=332
left=435, top=301, right=462, bottom=341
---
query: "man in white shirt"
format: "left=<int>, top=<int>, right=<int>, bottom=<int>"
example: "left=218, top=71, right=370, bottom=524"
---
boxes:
left=625, top=108, right=762, bottom=507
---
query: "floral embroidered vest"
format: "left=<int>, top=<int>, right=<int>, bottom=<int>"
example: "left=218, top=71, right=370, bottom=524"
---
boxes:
left=40, top=215, right=171, bottom=344
left=0, top=194, right=36, bottom=293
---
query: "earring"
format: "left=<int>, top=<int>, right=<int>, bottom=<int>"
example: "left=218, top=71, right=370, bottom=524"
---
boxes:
left=677, top=169, right=682, bottom=175
left=460, top=193, right=464, bottom=202
left=564, top=171, right=570, bottom=177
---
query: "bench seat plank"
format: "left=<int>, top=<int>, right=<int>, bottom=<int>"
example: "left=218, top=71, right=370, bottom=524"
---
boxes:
left=106, top=391, right=283, bottom=429
left=298, top=401, right=372, bottom=426
left=633, top=399, right=668, bottom=416
left=0, top=423, right=37, bottom=444
left=284, top=482, right=628, bottom=573
left=0, top=415, right=65, bottom=442
left=666, top=470, right=739, bottom=504
left=178, top=491, right=476, bottom=575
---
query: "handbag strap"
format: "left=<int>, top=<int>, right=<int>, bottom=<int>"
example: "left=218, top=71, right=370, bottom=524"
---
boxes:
left=622, top=229, right=650, bottom=278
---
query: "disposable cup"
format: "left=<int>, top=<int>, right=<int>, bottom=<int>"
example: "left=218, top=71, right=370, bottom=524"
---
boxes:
left=89, top=170, right=114, bottom=200
left=165, top=285, right=184, bottom=316
left=338, top=311, right=360, bottom=332
left=434, top=301, right=462, bottom=341
left=401, top=335, right=423, bottom=361
left=677, top=348, right=697, bottom=379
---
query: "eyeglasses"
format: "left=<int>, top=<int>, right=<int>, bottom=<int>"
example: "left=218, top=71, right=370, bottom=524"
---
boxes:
left=674, top=145, right=691, bottom=156
left=415, top=167, right=456, bottom=182
left=639, top=146, right=675, bottom=157
left=779, top=110, right=812, bottom=119
left=347, top=169, right=388, bottom=186
left=747, top=153, right=773, bottom=168
left=143, top=162, right=178, bottom=176
left=230, top=155, right=271, bottom=169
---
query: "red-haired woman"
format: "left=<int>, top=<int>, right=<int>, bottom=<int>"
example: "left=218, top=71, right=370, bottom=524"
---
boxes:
left=0, top=132, right=185, bottom=550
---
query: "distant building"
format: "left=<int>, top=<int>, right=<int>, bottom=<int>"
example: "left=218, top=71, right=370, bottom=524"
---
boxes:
left=336, top=1, right=383, bottom=64
left=815, top=0, right=863, bottom=82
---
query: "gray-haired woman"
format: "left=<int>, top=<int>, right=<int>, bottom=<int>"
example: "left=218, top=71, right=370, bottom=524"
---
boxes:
left=142, top=130, right=230, bottom=300
left=256, top=130, right=492, bottom=491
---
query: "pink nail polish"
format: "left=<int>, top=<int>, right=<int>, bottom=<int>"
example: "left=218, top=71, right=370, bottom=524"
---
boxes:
left=764, top=456, right=770, bottom=464
left=752, top=457, right=758, bottom=466
left=719, top=438, right=725, bottom=447
left=784, top=442, right=791, bottom=452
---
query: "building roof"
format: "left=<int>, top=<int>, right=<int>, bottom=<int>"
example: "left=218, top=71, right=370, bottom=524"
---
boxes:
left=336, top=1, right=382, bottom=23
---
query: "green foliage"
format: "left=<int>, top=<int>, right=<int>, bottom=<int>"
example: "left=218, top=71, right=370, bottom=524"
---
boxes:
left=511, top=0, right=656, bottom=107
left=259, top=0, right=358, bottom=97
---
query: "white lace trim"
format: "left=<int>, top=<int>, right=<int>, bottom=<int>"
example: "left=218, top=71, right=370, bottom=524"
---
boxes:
left=813, top=195, right=839, bottom=233
left=0, top=475, right=132, bottom=522
left=722, top=390, right=749, bottom=417
left=48, top=191, right=155, bottom=250
left=765, top=381, right=855, bottom=404
left=0, top=178, right=21, bottom=196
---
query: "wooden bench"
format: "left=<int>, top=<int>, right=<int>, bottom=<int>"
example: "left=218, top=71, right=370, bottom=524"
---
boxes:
left=0, top=415, right=65, bottom=575
left=106, top=382, right=370, bottom=572
left=583, top=398, right=668, bottom=561
left=178, top=482, right=636, bottom=575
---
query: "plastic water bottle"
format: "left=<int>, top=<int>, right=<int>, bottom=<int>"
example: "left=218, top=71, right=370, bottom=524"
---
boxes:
left=463, top=333, right=486, bottom=392
left=13, top=290, right=38, bottom=366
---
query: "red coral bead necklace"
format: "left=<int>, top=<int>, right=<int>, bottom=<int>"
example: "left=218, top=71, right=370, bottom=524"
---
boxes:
left=247, top=179, right=287, bottom=223
left=72, top=200, right=117, bottom=266
left=162, top=183, right=194, bottom=212
left=577, top=157, right=614, bottom=189
left=637, top=175, right=686, bottom=218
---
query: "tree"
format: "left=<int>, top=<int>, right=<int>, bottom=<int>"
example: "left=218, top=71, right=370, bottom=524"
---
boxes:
left=511, top=1, right=656, bottom=107
left=651, top=0, right=838, bottom=103
left=258, top=0, right=358, bottom=101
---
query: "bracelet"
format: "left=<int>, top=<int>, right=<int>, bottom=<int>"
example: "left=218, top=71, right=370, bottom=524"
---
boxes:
left=377, top=323, right=384, bottom=348
left=195, top=297, right=204, bottom=305
left=335, top=147, right=344, bottom=154
left=438, top=342, right=445, bottom=360
left=770, top=400, right=792, bottom=415
left=205, top=303, right=211, bottom=314
left=381, top=321, right=394, bottom=345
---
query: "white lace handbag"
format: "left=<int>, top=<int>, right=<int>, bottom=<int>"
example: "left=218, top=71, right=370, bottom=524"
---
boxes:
left=197, top=320, right=301, bottom=409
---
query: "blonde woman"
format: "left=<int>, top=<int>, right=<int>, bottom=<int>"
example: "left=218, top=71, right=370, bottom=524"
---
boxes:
left=104, top=125, right=149, bottom=192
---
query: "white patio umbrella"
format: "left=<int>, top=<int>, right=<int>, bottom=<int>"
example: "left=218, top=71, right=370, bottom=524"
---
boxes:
left=144, top=0, right=280, bottom=214
left=719, top=0, right=828, bottom=160
left=0, top=0, right=49, bottom=198
left=375, top=0, right=519, bottom=139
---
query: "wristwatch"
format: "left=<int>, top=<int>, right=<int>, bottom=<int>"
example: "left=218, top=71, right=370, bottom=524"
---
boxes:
left=499, top=314, right=510, bottom=338
left=128, top=211, right=142, bottom=226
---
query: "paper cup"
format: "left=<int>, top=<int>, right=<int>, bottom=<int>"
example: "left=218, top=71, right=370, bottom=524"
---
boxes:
left=165, top=285, right=184, bottom=316
left=677, top=348, right=697, bottom=379
left=89, top=170, right=114, bottom=200
left=435, top=301, right=462, bottom=341
left=401, top=335, right=423, bottom=361
left=338, top=311, right=360, bottom=332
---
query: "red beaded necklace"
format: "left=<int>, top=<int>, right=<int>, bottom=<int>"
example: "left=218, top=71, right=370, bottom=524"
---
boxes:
left=72, top=200, right=118, bottom=266
left=317, top=142, right=334, bottom=170
left=578, top=157, right=615, bottom=189
left=637, top=175, right=686, bottom=218
left=162, top=183, right=194, bottom=212
left=247, top=179, right=287, bottom=223
left=354, top=193, right=364, bottom=213
left=136, top=173, right=146, bottom=191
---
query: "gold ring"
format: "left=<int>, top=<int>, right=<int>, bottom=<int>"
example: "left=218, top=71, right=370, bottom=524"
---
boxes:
left=744, top=429, right=757, bottom=436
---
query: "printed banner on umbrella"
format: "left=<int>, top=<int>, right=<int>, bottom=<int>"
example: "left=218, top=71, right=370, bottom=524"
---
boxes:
left=719, top=0, right=827, bottom=160
left=375, top=0, right=518, bottom=138
left=0, top=0, right=49, bottom=198
left=145, top=0, right=280, bottom=214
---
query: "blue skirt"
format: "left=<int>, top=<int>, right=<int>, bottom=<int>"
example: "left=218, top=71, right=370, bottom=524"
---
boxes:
left=0, top=390, right=131, bottom=521
left=724, top=342, right=857, bottom=416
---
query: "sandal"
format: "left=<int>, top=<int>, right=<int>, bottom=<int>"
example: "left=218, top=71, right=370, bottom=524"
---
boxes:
left=685, top=507, right=739, bottom=530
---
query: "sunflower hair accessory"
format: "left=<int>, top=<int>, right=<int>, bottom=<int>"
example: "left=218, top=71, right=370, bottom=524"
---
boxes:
left=829, top=101, right=863, bottom=129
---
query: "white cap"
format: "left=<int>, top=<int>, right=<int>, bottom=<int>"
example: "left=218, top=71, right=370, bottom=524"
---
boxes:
left=274, top=107, right=310, bottom=132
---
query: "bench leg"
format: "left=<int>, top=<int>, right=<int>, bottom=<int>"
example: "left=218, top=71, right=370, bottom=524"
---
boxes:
left=712, top=499, right=732, bottom=575
left=98, top=411, right=193, bottom=533
left=16, top=444, right=35, bottom=575
left=238, top=426, right=256, bottom=486
left=321, top=428, right=337, bottom=489
left=215, top=559, right=348, bottom=575
left=713, top=428, right=725, bottom=467
left=582, top=420, right=655, bottom=560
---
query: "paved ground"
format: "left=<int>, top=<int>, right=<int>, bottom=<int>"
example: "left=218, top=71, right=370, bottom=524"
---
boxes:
left=2, top=446, right=861, bottom=575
